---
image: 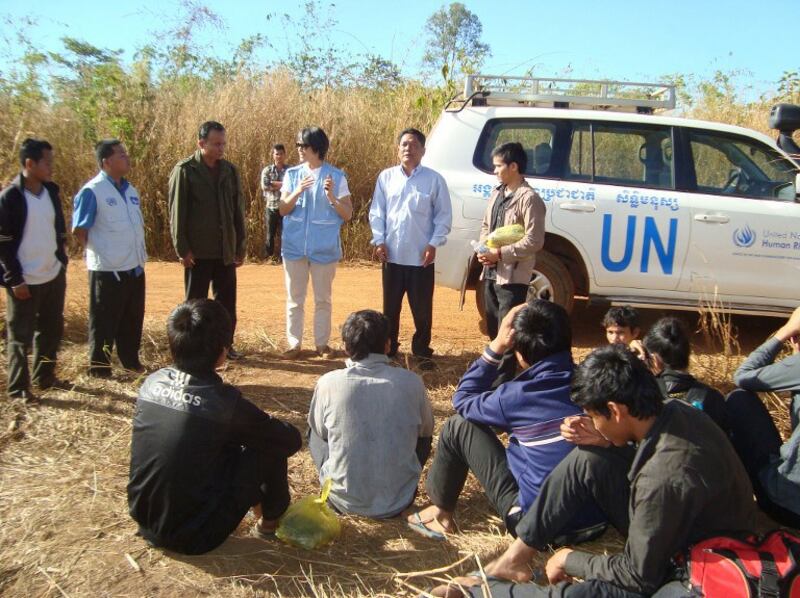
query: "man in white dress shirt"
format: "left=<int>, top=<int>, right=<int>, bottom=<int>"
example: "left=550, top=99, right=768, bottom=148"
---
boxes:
left=369, top=129, right=452, bottom=366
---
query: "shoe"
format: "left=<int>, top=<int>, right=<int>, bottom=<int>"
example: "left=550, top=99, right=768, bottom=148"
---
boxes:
left=417, top=356, right=435, bottom=371
left=122, top=363, right=146, bottom=374
left=316, top=345, right=335, bottom=359
left=282, top=346, right=302, bottom=359
left=227, top=347, right=244, bottom=360
left=88, top=367, right=113, bottom=379
left=36, top=377, right=72, bottom=391
left=8, top=390, right=40, bottom=405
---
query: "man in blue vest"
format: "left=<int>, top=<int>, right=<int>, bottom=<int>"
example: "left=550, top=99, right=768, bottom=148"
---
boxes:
left=73, top=140, right=147, bottom=378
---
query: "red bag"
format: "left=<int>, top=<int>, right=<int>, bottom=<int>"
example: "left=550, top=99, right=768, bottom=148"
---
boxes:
left=685, top=530, right=800, bottom=597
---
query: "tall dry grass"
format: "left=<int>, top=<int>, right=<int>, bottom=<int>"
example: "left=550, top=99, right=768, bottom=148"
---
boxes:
left=0, top=71, right=439, bottom=261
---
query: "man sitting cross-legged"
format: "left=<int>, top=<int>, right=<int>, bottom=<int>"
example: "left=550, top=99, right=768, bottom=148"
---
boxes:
left=127, top=299, right=302, bottom=554
left=407, top=300, right=605, bottom=541
left=430, top=344, right=758, bottom=598
left=308, top=309, right=434, bottom=518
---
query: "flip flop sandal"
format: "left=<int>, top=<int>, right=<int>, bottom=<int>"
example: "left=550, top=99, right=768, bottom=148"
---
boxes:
left=407, top=512, right=447, bottom=541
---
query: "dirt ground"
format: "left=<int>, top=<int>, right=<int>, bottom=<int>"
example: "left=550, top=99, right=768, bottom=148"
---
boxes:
left=0, top=261, right=786, bottom=597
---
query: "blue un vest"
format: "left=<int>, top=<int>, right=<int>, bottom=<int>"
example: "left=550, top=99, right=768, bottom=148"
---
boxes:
left=281, top=162, right=345, bottom=264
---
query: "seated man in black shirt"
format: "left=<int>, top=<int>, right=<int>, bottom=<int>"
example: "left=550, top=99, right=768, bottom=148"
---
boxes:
left=127, top=299, right=301, bottom=554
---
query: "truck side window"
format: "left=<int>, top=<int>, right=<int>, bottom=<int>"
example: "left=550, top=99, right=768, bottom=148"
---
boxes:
left=566, top=122, right=674, bottom=190
left=474, top=120, right=556, bottom=176
left=688, top=130, right=798, bottom=200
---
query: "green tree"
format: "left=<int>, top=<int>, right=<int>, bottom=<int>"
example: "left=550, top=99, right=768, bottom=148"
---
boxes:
left=422, top=2, right=490, bottom=90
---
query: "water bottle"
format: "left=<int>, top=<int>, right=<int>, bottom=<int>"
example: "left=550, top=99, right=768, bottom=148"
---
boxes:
left=470, top=240, right=489, bottom=254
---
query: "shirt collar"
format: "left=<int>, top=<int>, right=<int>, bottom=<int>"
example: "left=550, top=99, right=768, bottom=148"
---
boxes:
left=345, top=353, right=391, bottom=368
left=100, top=170, right=129, bottom=193
left=400, top=164, right=423, bottom=179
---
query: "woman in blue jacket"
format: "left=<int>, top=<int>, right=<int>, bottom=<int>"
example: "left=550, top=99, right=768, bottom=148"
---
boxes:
left=279, top=127, right=352, bottom=358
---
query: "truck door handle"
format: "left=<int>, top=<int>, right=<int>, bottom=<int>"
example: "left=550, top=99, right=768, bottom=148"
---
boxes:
left=558, top=202, right=596, bottom=213
left=694, top=213, right=730, bottom=224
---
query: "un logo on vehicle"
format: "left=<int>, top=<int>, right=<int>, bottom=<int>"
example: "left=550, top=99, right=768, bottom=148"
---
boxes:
left=732, top=225, right=756, bottom=248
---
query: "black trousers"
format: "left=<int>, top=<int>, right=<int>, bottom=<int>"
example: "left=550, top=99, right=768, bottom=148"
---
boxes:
left=88, top=269, right=145, bottom=373
left=425, top=414, right=521, bottom=528
left=382, top=262, right=434, bottom=357
left=726, top=388, right=800, bottom=527
left=484, top=280, right=528, bottom=385
left=464, top=446, right=684, bottom=598
left=265, top=208, right=282, bottom=258
left=5, top=268, right=66, bottom=395
left=183, top=446, right=292, bottom=554
left=184, top=258, right=237, bottom=337
left=465, top=579, right=688, bottom=597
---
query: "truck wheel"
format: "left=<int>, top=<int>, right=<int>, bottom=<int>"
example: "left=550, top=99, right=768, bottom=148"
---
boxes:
left=527, top=250, right=575, bottom=314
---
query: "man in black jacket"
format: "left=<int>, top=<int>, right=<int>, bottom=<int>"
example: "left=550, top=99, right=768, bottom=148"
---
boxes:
left=429, top=345, right=757, bottom=598
left=128, top=299, right=301, bottom=554
left=0, top=138, right=68, bottom=402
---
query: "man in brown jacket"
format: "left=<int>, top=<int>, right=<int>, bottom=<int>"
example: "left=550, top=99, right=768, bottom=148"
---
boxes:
left=478, top=141, right=546, bottom=383
left=168, top=121, right=246, bottom=359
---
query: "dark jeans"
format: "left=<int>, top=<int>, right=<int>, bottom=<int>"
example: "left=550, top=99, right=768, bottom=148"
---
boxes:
left=88, top=269, right=145, bottom=374
left=464, top=446, right=690, bottom=598
left=516, top=445, right=633, bottom=549
left=465, top=579, right=688, bottom=598
left=382, top=262, right=434, bottom=357
left=184, top=258, right=237, bottom=337
left=5, top=268, right=66, bottom=395
left=425, top=414, right=522, bottom=530
left=265, top=208, right=281, bottom=258
left=726, top=388, right=800, bottom=527
left=182, top=446, right=292, bottom=554
left=484, top=280, right=528, bottom=385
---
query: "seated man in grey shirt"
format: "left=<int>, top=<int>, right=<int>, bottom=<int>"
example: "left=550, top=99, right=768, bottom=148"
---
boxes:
left=308, top=309, right=434, bottom=518
left=727, top=304, right=800, bottom=528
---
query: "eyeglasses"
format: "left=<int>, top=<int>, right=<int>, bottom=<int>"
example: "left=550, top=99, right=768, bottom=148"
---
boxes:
left=296, top=143, right=310, bottom=149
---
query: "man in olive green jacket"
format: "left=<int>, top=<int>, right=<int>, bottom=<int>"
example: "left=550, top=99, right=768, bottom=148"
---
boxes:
left=168, top=121, right=246, bottom=359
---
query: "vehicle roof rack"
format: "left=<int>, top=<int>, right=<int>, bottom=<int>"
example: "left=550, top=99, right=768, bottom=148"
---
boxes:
left=446, top=75, right=676, bottom=114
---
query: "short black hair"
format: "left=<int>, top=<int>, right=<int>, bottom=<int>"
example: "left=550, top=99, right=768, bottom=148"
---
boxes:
left=95, top=139, right=122, bottom=169
left=602, top=306, right=640, bottom=330
left=272, top=143, right=286, bottom=152
left=492, top=142, right=527, bottom=174
left=198, top=121, right=225, bottom=140
left=341, top=310, right=389, bottom=361
left=298, top=126, right=330, bottom=160
left=397, top=128, right=426, bottom=147
left=572, top=344, right=664, bottom=419
left=643, top=316, right=690, bottom=371
left=167, top=299, right=232, bottom=373
left=513, top=299, right=572, bottom=365
left=19, top=138, right=53, bottom=167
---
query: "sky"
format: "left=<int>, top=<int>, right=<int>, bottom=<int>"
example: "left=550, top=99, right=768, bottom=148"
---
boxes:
left=1, top=0, right=798, bottom=98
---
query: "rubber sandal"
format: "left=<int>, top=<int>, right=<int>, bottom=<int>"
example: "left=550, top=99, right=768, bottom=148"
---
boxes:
left=407, top=512, right=447, bottom=541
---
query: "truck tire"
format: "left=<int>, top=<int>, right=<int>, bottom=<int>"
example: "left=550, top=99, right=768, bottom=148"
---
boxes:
left=528, top=250, right=575, bottom=314
left=474, top=250, right=575, bottom=337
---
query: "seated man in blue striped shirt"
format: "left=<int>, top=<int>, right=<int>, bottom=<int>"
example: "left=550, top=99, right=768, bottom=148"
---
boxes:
left=407, top=300, right=605, bottom=541
left=369, top=128, right=452, bottom=368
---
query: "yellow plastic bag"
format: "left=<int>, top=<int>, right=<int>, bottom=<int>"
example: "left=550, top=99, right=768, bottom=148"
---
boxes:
left=485, top=223, right=525, bottom=248
left=275, top=478, right=341, bottom=550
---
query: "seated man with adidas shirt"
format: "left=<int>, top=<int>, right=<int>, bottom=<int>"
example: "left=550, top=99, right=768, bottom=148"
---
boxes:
left=73, top=140, right=148, bottom=377
left=127, top=299, right=301, bottom=554
left=407, top=300, right=604, bottom=541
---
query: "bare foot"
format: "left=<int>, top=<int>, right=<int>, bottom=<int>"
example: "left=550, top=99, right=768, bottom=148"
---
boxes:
left=406, top=504, right=456, bottom=537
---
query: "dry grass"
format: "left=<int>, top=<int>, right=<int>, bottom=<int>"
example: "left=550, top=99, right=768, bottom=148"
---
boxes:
left=0, top=289, right=793, bottom=597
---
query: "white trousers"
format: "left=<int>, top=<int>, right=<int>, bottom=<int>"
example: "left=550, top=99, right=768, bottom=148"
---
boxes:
left=283, top=258, right=338, bottom=349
